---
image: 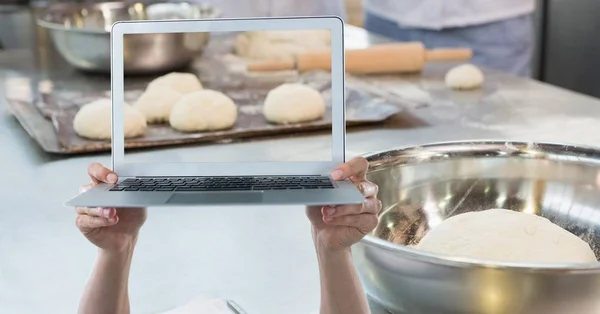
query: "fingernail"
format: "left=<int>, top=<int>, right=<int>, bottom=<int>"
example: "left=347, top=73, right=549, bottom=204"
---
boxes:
left=103, top=208, right=111, bottom=218
left=107, top=173, right=118, bottom=183
left=331, top=170, right=343, bottom=180
left=325, top=207, right=336, bottom=216
left=324, top=216, right=333, bottom=223
left=79, top=186, right=88, bottom=194
left=108, top=217, right=117, bottom=224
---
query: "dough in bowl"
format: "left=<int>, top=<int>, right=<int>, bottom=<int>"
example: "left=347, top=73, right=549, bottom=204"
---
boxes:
left=147, top=72, right=203, bottom=94
left=73, top=98, right=147, bottom=140
left=169, top=89, right=238, bottom=132
left=445, top=64, right=484, bottom=90
left=234, top=30, right=330, bottom=60
left=134, top=87, right=183, bottom=123
left=263, top=83, right=326, bottom=124
left=415, top=209, right=597, bottom=264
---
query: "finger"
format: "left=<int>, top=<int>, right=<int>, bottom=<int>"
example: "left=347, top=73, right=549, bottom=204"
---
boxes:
left=76, top=214, right=118, bottom=230
left=74, top=207, right=117, bottom=219
left=355, top=181, right=378, bottom=198
left=322, top=198, right=381, bottom=218
left=331, top=157, right=369, bottom=181
left=87, top=163, right=118, bottom=184
left=323, top=213, right=379, bottom=234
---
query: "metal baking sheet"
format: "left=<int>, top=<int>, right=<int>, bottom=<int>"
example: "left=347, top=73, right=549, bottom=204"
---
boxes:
left=4, top=34, right=407, bottom=154
left=46, top=70, right=401, bottom=153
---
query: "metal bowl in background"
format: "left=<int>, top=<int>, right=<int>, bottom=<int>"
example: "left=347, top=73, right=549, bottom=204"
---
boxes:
left=355, top=141, right=600, bottom=314
left=36, top=1, right=220, bottom=75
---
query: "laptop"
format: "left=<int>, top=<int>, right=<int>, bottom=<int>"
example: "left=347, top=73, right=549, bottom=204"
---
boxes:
left=65, top=16, right=364, bottom=207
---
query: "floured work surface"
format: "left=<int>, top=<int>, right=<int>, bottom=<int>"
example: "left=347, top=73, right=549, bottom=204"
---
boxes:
left=5, top=35, right=404, bottom=154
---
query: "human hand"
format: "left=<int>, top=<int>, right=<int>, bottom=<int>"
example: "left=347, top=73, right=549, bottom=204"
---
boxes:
left=75, top=163, right=147, bottom=253
left=306, top=157, right=381, bottom=252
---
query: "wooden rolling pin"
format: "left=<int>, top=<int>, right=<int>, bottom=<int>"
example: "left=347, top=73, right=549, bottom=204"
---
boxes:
left=247, top=42, right=472, bottom=75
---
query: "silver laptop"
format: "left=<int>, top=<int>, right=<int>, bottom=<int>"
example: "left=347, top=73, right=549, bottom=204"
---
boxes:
left=66, top=16, right=364, bottom=208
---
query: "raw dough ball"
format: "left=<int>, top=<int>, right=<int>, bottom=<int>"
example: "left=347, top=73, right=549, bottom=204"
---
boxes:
left=73, top=98, right=147, bottom=140
left=147, top=72, right=203, bottom=94
left=415, top=209, right=597, bottom=264
left=134, top=87, right=182, bottom=123
left=445, top=64, right=484, bottom=90
left=263, top=83, right=326, bottom=124
left=169, top=89, right=238, bottom=132
left=234, top=30, right=330, bottom=60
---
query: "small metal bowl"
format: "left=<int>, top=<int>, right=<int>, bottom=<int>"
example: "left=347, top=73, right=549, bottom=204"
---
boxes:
left=36, top=1, right=220, bottom=75
left=355, top=141, right=600, bottom=314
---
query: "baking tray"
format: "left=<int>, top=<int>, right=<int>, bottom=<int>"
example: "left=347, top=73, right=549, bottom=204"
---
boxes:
left=4, top=34, right=406, bottom=154
left=47, top=70, right=401, bottom=153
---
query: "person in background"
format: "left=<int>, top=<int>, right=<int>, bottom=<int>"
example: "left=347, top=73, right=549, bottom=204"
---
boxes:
left=195, top=0, right=346, bottom=19
left=363, top=0, right=536, bottom=76
left=75, top=157, right=380, bottom=314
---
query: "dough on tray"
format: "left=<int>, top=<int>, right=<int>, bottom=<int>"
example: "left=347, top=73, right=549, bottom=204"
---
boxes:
left=414, top=209, right=597, bottom=264
left=234, top=30, right=331, bottom=60
left=147, top=72, right=203, bottom=94
left=134, top=87, right=183, bottom=123
left=444, top=64, right=484, bottom=90
left=169, top=89, right=238, bottom=132
left=73, top=98, right=147, bottom=140
left=263, top=83, right=326, bottom=124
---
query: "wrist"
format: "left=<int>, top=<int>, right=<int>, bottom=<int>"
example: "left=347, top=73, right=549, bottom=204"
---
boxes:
left=98, top=239, right=136, bottom=262
left=315, top=242, right=352, bottom=259
left=312, top=230, right=353, bottom=257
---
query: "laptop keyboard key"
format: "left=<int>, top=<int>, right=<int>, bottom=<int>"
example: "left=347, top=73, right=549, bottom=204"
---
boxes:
left=175, top=187, right=211, bottom=191
left=110, top=176, right=334, bottom=192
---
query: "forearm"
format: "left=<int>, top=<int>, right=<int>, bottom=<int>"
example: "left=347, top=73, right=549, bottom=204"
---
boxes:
left=316, top=245, right=370, bottom=314
left=78, top=244, right=135, bottom=314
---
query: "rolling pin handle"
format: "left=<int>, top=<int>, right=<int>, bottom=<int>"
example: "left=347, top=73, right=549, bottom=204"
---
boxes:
left=246, top=59, right=296, bottom=72
left=425, top=49, right=473, bottom=62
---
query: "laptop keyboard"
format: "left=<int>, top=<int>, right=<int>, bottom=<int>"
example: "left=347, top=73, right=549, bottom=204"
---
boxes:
left=109, top=176, right=334, bottom=192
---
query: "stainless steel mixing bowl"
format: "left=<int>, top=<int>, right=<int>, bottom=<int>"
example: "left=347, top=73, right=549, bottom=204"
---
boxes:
left=355, top=141, right=600, bottom=314
left=36, top=1, right=220, bottom=74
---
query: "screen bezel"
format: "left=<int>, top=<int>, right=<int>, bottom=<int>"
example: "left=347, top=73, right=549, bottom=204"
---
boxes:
left=111, top=16, right=345, bottom=177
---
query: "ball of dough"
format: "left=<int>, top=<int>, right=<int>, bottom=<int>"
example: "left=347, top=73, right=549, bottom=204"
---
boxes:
left=445, top=64, right=484, bottom=90
left=169, top=89, right=238, bottom=132
left=134, top=87, right=182, bottom=123
left=234, top=30, right=330, bottom=60
left=415, top=209, right=597, bottom=264
left=147, top=72, right=203, bottom=94
left=73, top=98, right=147, bottom=140
left=263, top=83, right=326, bottom=124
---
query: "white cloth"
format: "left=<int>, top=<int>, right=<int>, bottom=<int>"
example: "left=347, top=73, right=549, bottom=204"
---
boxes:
left=157, top=296, right=235, bottom=314
left=191, top=0, right=346, bottom=19
left=364, top=0, right=535, bottom=29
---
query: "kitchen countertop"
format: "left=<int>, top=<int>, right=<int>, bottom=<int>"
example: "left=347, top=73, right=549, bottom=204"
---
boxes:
left=3, top=8, right=600, bottom=314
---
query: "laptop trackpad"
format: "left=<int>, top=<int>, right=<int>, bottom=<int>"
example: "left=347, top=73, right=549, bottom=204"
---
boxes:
left=167, top=192, right=263, bottom=204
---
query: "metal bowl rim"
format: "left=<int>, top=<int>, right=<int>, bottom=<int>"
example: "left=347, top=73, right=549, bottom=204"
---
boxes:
left=360, top=139, right=600, bottom=272
left=36, top=1, right=222, bottom=34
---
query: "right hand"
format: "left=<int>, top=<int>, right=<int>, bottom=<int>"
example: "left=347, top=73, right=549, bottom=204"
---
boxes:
left=75, top=163, right=147, bottom=253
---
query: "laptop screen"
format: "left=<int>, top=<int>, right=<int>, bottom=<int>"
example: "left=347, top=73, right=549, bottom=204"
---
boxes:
left=119, top=27, right=336, bottom=164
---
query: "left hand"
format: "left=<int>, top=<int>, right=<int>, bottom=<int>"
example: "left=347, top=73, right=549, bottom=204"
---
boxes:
left=76, top=163, right=147, bottom=253
left=306, top=157, right=382, bottom=252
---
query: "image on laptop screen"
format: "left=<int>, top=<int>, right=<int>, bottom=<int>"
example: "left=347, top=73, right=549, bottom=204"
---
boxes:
left=120, top=28, right=335, bottom=163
